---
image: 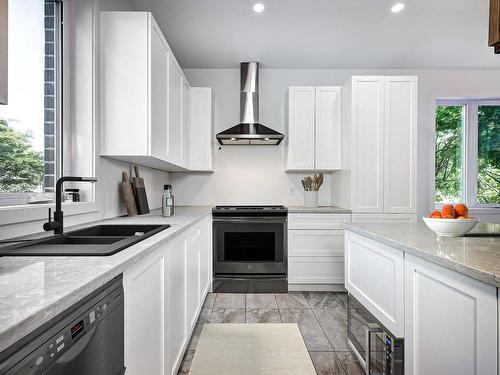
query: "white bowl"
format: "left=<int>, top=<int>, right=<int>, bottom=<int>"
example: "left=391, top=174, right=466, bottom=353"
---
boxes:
left=423, top=217, right=479, bottom=237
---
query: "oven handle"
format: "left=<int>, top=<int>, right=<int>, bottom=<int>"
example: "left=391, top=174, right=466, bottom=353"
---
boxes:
left=213, top=217, right=286, bottom=224
left=365, top=325, right=384, bottom=375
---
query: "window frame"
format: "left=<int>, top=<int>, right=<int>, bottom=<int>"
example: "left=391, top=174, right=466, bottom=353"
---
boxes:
left=0, top=0, right=63, bottom=205
left=435, top=98, right=500, bottom=209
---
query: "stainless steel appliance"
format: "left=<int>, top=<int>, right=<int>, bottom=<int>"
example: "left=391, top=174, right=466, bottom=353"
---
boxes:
left=212, top=205, right=288, bottom=292
left=162, top=184, right=174, bottom=217
left=347, top=294, right=404, bottom=375
left=216, top=62, right=284, bottom=145
left=0, top=275, right=124, bottom=375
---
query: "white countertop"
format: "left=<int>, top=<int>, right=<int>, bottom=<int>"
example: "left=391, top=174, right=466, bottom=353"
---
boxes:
left=0, top=206, right=212, bottom=354
left=344, top=222, right=500, bottom=288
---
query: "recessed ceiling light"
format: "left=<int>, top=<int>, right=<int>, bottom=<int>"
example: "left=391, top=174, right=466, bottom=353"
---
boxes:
left=253, top=3, right=265, bottom=13
left=391, top=2, right=405, bottom=13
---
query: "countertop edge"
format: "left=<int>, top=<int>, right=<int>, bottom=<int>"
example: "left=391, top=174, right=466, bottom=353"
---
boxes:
left=343, top=224, right=500, bottom=288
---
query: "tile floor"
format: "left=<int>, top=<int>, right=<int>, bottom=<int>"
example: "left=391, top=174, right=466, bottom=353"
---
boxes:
left=178, top=291, right=364, bottom=375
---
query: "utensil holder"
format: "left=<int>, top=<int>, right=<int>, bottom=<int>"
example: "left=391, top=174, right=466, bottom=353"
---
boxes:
left=304, top=191, right=318, bottom=208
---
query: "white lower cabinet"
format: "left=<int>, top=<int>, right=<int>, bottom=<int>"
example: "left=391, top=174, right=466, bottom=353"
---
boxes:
left=123, top=218, right=212, bottom=375
left=123, top=252, right=165, bottom=375
left=288, top=214, right=349, bottom=287
left=404, top=254, right=497, bottom=375
left=344, top=231, right=404, bottom=337
left=165, top=236, right=188, bottom=375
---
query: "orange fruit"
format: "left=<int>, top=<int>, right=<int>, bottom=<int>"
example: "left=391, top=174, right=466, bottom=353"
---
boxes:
left=443, top=214, right=455, bottom=219
left=454, top=204, right=468, bottom=217
left=441, top=205, right=456, bottom=218
left=429, top=210, right=441, bottom=218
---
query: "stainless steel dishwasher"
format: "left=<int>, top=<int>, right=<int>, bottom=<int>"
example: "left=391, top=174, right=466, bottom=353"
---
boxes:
left=0, top=275, right=125, bottom=375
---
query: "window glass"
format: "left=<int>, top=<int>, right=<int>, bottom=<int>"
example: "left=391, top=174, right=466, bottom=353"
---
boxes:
left=477, top=106, right=500, bottom=205
left=435, top=105, right=463, bottom=203
left=0, top=0, right=59, bottom=205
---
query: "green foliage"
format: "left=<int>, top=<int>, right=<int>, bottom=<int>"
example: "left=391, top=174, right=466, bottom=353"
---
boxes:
left=0, top=118, right=44, bottom=192
left=435, top=105, right=500, bottom=205
left=435, top=106, right=462, bottom=203
left=477, top=106, right=500, bottom=204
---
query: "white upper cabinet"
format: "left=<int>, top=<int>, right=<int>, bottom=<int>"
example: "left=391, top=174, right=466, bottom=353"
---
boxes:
left=100, top=12, right=212, bottom=172
left=286, top=87, right=315, bottom=170
left=351, top=77, right=385, bottom=212
left=189, top=87, right=213, bottom=171
left=286, top=86, right=342, bottom=171
left=383, top=76, right=417, bottom=213
left=346, top=76, right=417, bottom=214
left=168, top=55, right=183, bottom=166
left=315, top=87, right=342, bottom=170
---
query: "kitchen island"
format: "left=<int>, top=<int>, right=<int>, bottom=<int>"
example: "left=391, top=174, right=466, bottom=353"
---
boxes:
left=343, top=222, right=500, bottom=375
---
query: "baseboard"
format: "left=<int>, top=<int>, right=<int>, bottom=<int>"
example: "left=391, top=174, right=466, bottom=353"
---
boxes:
left=288, top=284, right=347, bottom=292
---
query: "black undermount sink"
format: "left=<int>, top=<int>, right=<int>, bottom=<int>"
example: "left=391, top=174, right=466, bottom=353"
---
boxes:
left=0, top=224, right=170, bottom=257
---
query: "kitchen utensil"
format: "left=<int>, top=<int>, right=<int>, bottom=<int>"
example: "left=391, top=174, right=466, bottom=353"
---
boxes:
left=121, top=171, right=138, bottom=216
left=132, top=166, right=150, bottom=215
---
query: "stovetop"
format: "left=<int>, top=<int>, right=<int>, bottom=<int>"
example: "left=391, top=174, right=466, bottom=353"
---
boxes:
left=212, top=205, right=288, bottom=217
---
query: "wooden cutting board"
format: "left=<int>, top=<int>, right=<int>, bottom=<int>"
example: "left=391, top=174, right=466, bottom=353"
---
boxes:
left=121, top=170, right=138, bottom=216
left=132, top=166, right=150, bottom=215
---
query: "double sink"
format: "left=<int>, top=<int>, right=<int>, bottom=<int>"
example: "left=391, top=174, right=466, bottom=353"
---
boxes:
left=0, top=224, right=170, bottom=256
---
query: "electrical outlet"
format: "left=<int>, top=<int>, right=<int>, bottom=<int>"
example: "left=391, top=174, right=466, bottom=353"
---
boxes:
left=289, top=186, right=296, bottom=196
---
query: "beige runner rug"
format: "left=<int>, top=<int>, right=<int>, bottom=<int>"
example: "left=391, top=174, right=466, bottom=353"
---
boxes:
left=189, top=323, right=316, bottom=375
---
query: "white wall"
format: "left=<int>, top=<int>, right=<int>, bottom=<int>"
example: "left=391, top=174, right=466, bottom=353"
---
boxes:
left=173, top=68, right=500, bottom=223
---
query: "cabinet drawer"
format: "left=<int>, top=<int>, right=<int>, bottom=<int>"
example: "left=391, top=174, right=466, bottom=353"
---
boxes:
left=345, top=230, right=404, bottom=337
left=288, top=213, right=350, bottom=230
left=288, top=229, right=344, bottom=257
left=289, top=256, right=344, bottom=284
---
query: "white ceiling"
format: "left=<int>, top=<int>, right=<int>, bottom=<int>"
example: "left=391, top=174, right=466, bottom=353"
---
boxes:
left=128, top=0, right=500, bottom=69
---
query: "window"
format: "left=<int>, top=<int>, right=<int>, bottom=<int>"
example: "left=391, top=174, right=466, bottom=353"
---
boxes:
left=435, top=99, right=500, bottom=208
left=0, top=0, right=62, bottom=206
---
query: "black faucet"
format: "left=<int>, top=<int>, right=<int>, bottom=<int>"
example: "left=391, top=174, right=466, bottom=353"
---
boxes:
left=43, top=176, right=97, bottom=235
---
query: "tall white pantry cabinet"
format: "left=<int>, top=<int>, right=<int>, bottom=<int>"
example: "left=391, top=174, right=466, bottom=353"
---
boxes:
left=333, top=76, right=418, bottom=220
left=100, top=12, right=213, bottom=172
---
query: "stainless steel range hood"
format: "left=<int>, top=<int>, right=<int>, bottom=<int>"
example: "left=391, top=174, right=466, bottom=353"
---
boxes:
left=216, top=62, right=284, bottom=145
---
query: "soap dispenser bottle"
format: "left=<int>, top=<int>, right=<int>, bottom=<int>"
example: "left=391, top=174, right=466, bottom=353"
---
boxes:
left=161, top=184, right=174, bottom=217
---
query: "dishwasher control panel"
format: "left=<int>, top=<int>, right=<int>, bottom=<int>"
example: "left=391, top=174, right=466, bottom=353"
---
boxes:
left=1, top=278, right=123, bottom=375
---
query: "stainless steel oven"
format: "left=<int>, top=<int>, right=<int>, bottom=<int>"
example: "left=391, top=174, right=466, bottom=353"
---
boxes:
left=212, top=206, right=287, bottom=293
left=347, top=294, right=404, bottom=375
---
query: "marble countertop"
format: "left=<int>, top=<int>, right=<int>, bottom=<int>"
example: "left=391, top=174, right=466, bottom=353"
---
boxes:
left=287, top=206, right=351, bottom=214
left=0, top=206, right=212, bottom=354
left=344, top=222, right=500, bottom=288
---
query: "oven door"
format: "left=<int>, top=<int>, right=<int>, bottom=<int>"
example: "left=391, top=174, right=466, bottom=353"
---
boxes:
left=347, top=294, right=404, bottom=375
left=213, top=217, right=287, bottom=275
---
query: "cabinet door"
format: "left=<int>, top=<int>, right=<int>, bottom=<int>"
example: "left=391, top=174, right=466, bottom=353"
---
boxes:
left=315, top=86, right=342, bottom=170
left=149, top=23, right=169, bottom=161
left=351, top=77, right=384, bottom=212
left=344, top=230, right=404, bottom=337
left=199, top=217, right=212, bottom=297
left=168, top=56, right=183, bottom=165
left=187, top=226, right=202, bottom=332
left=288, top=229, right=344, bottom=257
left=124, top=253, right=164, bottom=375
left=289, top=256, right=344, bottom=284
left=405, top=254, right=497, bottom=375
left=181, top=77, right=191, bottom=167
left=286, top=87, right=315, bottom=170
left=165, top=236, right=188, bottom=375
left=190, top=88, right=213, bottom=171
left=383, top=76, right=417, bottom=213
